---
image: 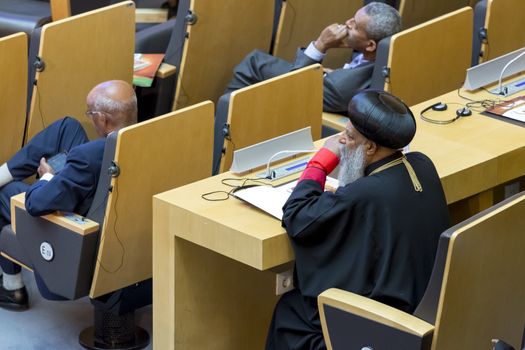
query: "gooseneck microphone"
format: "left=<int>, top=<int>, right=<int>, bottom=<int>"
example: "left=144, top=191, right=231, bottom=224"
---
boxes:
left=264, top=149, right=317, bottom=179
left=497, top=50, right=525, bottom=96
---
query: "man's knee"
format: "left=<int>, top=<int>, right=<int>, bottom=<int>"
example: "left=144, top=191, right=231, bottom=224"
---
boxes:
left=54, top=117, right=89, bottom=146
left=0, top=182, right=29, bottom=226
left=59, top=117, right=83, bottom=133
left=43, top=116, right=84, bottom=139
left=245, top=49, right=272, bottom=62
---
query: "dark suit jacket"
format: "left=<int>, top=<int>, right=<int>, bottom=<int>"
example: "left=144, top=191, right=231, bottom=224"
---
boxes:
left=25, top=138, right=105, bottom=217
left=292, top=48, right=375, bottom=113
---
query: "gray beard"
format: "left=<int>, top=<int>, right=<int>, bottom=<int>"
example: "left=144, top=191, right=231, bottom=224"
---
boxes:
left=337, top=144, right=366, bottom=187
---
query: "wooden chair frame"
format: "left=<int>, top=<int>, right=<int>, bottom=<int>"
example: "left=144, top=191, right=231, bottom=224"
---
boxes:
left=171, top=0, right=274, bottom=110
left=91, top=101, right=213, bottom=297
left=385, top=7, right=473, bottom=106
left=272, top=0, right=362, bottom=68
left=219, top=65, right=323, bottom=173
left=0, top=33, right=28, bottom=164
left=479, top=0, right=525, bottom=63
left=398, top=0, right=472, bottom=29
left=319, top=191, right=525, bottom=349
left=26, top=1, right=135, bottom=142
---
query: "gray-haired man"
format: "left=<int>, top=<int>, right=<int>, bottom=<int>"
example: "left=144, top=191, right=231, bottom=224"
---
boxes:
left=224, top=2, right=401, bottom=113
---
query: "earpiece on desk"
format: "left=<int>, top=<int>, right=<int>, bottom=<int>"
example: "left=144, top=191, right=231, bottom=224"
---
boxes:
left=456, top=107, right=472, bottom=117
left=431, top=102, right=448, bottom=111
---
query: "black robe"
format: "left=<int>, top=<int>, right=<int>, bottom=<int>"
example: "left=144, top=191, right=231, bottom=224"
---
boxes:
left=266, top=151, right=450, bottom=350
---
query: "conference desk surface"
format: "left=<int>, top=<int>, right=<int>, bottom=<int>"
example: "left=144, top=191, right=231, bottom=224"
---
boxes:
left=325, top=87, right=525, bottom=206
left=153, top=87, right=525, bottom=350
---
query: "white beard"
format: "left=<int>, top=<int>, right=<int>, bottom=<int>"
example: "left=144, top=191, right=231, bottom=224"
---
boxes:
left=337, top=144, right=366, bottom=187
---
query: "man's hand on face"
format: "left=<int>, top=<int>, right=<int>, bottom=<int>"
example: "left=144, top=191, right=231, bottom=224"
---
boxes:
left=37, top=157, right=54, bottom=178
left=323, top=133, right=343, bottom=158
left=313, top=23, right=350, bottom=53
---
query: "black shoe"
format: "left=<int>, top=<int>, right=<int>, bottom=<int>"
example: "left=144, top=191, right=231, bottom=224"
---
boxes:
left=0, top=276, right=29, bottom=311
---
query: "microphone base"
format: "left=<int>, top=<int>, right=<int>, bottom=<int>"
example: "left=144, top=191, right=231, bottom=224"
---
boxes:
left=490, top=77, right=525, bottom=96
left=256, top=156, right=311, bottom=181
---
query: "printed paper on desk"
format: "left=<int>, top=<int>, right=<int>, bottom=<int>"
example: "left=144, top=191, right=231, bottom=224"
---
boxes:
left=234, top=177, right=339, bottom=220
left=485, top=96, right=525, bottom=123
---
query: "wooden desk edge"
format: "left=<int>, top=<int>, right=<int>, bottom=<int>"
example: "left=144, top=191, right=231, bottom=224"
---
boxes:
left=322, top=112, right=347, bottom=132
left=153, top=193, right=294, bottom=271
left=135, top=8, right=168, bottom=23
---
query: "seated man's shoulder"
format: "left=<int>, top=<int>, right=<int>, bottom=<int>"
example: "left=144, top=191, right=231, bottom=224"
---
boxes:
left=67, top=138, right=106, bottom=163
left=71, top=138, right=105, bottom=152
left=406, top=151, right=436, bottom=167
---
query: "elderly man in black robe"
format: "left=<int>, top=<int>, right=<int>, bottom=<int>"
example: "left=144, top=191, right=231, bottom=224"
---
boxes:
left=265, top=90, right=450, bottom=350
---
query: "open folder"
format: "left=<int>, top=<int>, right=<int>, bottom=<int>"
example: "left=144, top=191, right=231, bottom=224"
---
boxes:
left=233, top=177, right=339, bottom=220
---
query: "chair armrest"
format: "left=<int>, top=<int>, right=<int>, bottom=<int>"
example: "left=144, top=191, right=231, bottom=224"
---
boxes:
left=156, top=63, right=176, bottom=79
left=318, top=288, right=434, bottom=350
left=322, top=112, right=348, bottom=133
left=135, top=8, right=169, bottom=23
left=10, top=192, right=99, bottom=235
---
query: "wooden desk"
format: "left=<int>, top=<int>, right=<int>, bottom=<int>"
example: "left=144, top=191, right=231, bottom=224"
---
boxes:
left=324, top=85, right=525, bottom=212
left=153, top=171, right=294, bottom=350
left=410, top=87, right=525, bottom=218
left=153, top=87, right=525, bottom=350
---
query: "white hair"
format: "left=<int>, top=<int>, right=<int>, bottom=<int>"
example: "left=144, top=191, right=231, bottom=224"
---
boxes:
left=363, top=2, right=402, bottom=42
left=93, top=93, right=137, bottom=120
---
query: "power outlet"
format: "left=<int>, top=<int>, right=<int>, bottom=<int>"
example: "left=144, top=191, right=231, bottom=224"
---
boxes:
left=275, top=269, right=294, bottom=295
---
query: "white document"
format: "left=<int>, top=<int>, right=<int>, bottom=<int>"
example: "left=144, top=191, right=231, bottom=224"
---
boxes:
left=502, top=100, right=525, bottom=123
left=233, top=177, right=339, bottom=220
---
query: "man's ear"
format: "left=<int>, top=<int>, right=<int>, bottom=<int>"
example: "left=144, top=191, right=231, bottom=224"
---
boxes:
left=365, top=39, right=377, bottom=53
left=98, top=113, right=110, bottom=134
left=365, top=140, right=378, bottom=155
left=100, top=113, right=108, bottom=127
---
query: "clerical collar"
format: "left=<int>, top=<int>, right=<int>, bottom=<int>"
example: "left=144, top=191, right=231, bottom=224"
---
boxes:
left=364, top=151, right=423, bottom=192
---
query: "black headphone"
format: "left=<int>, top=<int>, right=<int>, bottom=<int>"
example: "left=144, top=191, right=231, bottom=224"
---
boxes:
left=420, top=102, right=471, bottom=125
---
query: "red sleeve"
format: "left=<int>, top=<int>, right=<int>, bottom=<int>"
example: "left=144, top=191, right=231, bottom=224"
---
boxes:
left=299, top=148, right=340, bottom=188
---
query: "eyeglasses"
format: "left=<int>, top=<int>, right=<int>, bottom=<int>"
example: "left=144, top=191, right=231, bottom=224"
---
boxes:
left=85, top=110, right=110, bottom=118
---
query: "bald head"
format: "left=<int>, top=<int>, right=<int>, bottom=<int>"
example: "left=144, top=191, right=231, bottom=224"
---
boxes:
left=86, top=80, right=137, bottom=136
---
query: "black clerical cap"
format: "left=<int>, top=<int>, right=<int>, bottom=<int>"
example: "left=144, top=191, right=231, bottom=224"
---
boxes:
left=347, top=90, right=416, bottom=149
